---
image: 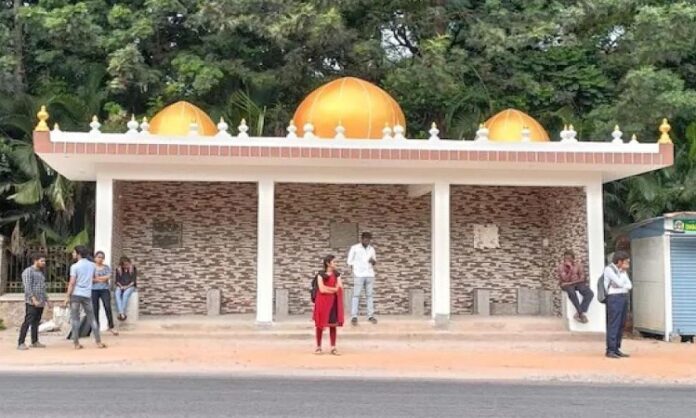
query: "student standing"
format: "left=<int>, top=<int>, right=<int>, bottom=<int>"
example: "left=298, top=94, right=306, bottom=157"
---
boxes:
left=604, top=251, right=633, bottom=359
left=65, top=246, right=106, bottom=349
left=17, top=253, right=48, bottom=350
left=312, top=255, right=344, bottom=355
left=92, top=251, right=118, bottom=336
left=347, top=232, right=377, bottom=325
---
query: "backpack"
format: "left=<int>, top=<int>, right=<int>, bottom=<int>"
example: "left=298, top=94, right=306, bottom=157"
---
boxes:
left=596, top=264, right=618, bottom=304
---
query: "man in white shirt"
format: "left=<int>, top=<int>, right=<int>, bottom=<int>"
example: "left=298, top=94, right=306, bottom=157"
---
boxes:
left=603, top=250, right=633, bottom=359
left=347, top=232, right=377, bottom=325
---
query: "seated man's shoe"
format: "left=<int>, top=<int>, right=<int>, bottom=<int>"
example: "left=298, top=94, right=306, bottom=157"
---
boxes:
left=351, top=318, right=358, bottom=326
left=573, top=313, right=582, bottom=322
left=30, top=342, right=46, bottom=348
left=368, top=317, right=378, bottom=324
left=616, top=350, right=630, bottom=358
left=605, top=351, right=621, bottom=359
left=17, top=344, right=28, bottom=351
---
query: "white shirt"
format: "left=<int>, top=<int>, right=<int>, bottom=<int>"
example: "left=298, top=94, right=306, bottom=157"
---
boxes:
left=347, top=243, right=376, bottom=278
left=603, top=264, right=633, bottom=295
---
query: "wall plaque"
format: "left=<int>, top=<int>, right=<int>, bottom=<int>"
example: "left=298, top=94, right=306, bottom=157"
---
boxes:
left=152, top=221, right=183, bottom=249
left=473, top=223, right=500, bottom=249
left=330, top=222, right=358, bottom=248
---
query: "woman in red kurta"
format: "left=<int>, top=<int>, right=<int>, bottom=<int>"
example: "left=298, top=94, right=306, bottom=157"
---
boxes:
left=312, top=255, right=344, bottom=355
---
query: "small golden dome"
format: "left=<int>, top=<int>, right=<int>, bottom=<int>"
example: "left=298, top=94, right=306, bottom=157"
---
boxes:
left=149, top=101, right=217, bottom=136
left=484, top=109, right=549, bottom=142
left=293, top=77, right=406, bottom=139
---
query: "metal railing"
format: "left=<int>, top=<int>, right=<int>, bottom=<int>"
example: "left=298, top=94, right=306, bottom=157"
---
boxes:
left=4, top=247, right=72, bottom=294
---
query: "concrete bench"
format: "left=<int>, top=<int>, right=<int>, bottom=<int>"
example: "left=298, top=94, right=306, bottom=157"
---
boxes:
left=275, top=288, right=289, bottom=319
left=207, top=288, right=221, bottom=316
left=473, top=288, right=491, bottom=315
left=409, top=289, right=425, bottom=316
left=517, top=288, right=554, bottom=316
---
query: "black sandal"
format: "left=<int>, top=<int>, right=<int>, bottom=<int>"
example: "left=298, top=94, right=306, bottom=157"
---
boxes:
left=314, top=347, right=323, bottom=355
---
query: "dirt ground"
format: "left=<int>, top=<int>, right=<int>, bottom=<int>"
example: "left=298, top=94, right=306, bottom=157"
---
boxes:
left=1, top=330, right=694, bottom=385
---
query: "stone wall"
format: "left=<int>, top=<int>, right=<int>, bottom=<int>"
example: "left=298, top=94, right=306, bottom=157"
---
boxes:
left=274, top=184, right=431, bottom=315
left=118, top=181, right=257, bottom=315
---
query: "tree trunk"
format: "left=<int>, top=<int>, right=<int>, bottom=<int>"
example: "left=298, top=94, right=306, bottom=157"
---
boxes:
left=12, top=0, right=26, bottom=93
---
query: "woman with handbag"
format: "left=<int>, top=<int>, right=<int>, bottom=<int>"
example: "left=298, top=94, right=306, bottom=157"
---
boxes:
left=312, top=255, right=344, bottom=355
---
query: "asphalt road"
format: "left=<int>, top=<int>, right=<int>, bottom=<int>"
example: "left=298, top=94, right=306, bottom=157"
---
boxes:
left=0, top=373, right=694, bottom=417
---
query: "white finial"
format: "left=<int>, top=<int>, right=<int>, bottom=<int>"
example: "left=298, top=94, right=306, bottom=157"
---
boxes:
left=216, top=117, right=231, bottom=139
left=140, top=117, right=150, bottom=135
left=188, top=120, right=199, bottom=136
left=521, top=126, right=531, bottom=142
left=428, top=122, right=440, bottom=141
left=630, top=134, right=639, bottom=144
left=559, top=124, right=569, bottom=141
left=393, top=124, right=405, bottom=140
left=52, top=123, right=61, bottom=132
left=127, top=115, right=139, bottom=134
left=237, top=119, right=249, bottom=139
left=567, top=124, right=577, bottom=142
left=89, top=115, right=101, bottom=134
left=382, top=124, right=393, bottom=140
left=475, top=123, right=489, bottom=142
left=611, top=125, right=623, bottom=144
left=303, top=122, right=315, bottom=139
left=286, top=120, right=298, bottom=139
left=334, top=123, right=346, bottom=140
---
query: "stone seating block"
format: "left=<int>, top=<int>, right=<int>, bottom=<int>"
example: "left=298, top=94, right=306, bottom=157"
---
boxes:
left=275, top=288, right=289, bottom=319
left=206, top=288, right=221, bottom=316
left=125, top=291, right=139, bottom=322
left=473, top=289, right=491, bottom=316
left=409, top=289, right=425, bottom=316
left=491, top=303, right=517, bottom=316
left=517, top=288, right=541, bottom=315
left=539, top=290, right=554, bottom=316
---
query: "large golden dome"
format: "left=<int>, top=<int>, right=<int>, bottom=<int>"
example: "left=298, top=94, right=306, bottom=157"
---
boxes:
left=484, top=109, right=549, bottom=142
left=149, top=101, right=217, bottom=136
left=293, top=77, right=406, bottom=139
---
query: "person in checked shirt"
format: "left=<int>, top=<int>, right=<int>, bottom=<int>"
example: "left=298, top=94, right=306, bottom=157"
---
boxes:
left=17, top=253, right=49, bottom=350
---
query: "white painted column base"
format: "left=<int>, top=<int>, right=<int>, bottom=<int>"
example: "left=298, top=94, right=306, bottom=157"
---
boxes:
left=256, top=179, right=275, bottom=325
left=431, top=181, right=451, bottom=328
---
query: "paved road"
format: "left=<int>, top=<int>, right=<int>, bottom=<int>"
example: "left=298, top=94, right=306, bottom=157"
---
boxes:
left=1, top=373, right=694, bottom=417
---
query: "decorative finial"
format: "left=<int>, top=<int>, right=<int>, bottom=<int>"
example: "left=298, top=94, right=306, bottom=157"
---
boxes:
left=630, top=134, right=639, bottom=144
left=560, top=124, right=569, bottom=141
left=216, top=117, right=231, bottom=138
left=35, top=106, right=50, bottom=132
left=303, top=122, right=315, bottom=139
left=335, top=123, right=346, bottom=140
left=393, top=124, right=406, bottom=140
left=89, top=115, right=102, bottom=134
left=658, top=118, right=672, bottom=144
left=237, top=118, right=250, bottom=139
left=382, top=123, right=393, bottom=140
left=188, top=120, right=200, bottom=136
left=611, top=125, right=623, bottom=144
left=428, top=122, right=440, bottom=141
left=475, top=123, right=489, bottom=142
left=286, top=120, right=298, bottom=139
left=140, top=117, right=150, bottom=135
left=565, top=124, right=578, bottom=142
left=521, top=126, right=531, bottom=142
left=127, top=115, right=139, bottom=134
left=52, top=123, right=61, bottom=132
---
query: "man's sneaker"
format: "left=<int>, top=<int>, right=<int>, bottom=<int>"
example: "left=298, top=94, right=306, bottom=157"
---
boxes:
left=580, top=314, right=589, bottom=324
left=605, top=352, right=621, bottom=359
left=573, top=313, right=582, bottom=322
left=31, top=342, right=46, bottom=348
left=17, top=344, right=28, bottom=351
left=368, top=317, right=378, bottom=324
left=351, top=318, right=358, bottom=326
left=616, top=350, right=630, bottom=358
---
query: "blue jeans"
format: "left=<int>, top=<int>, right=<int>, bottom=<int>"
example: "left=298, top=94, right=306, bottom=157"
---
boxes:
left=115, top=287, right=135, bottom=315
left=606, top=293, right=628, bottom=354
left=70, top=295, right=101, bottom=345
left=351, top=276, right=375, bottom=318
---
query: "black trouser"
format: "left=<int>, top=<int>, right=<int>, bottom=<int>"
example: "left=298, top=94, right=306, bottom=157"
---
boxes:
left=606, top=293, right=628, bottom=354
left=563, top=283, right=594, bottom=315
left=92, top=289, right=115, bottom=329
left=18, top=303, right=44, bottom=345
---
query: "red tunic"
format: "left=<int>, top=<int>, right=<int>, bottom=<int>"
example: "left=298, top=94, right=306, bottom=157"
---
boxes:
left=312, top=272, right=344, bottom=328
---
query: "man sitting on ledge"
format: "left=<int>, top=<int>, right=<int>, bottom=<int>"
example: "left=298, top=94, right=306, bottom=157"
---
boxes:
left=557, top=250, right=594, bottom=323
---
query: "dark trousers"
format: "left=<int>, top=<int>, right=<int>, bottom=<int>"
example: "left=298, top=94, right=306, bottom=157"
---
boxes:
left=18, top=303, right=44, bottom=345
left=563, top=283, right=594, bottom=314
left=606, top=293, right=628, bottom=353
left=92, top=289, right=114, bottom=329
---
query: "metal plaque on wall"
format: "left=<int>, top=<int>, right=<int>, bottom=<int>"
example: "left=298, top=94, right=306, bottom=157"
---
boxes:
left=330, top=222, right=358, bottom=248
left=152, top=221, right=183, bottom=249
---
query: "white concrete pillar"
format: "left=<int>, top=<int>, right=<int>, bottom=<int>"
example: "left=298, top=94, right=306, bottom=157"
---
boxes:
left=572, top=181, right=606, bottom=332
left=94, top=176, right=113, bottom=262
left=256, top=179, right=275, bottom=324
left=431, top=181, right=451, bottom=326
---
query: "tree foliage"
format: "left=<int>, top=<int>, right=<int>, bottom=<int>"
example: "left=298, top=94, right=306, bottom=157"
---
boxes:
left=2, top=0, right=696, bottom=245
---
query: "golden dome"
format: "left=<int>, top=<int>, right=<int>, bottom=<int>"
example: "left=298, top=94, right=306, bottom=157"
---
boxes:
left=484, top=109, right=549, bottom=142
left=149, top=101, right=217, bottom=136
left=293, top=77, right=406, bottom=139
